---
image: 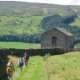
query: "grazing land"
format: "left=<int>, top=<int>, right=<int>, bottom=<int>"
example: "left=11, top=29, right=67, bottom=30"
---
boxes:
left=8, top=51, right=80, bottom=80
left=0, top=42, right=41, bottom=49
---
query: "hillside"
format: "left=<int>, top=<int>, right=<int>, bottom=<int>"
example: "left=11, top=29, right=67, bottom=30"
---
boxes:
left=6, top=51, right=80, bottom=80
left=0, top=1, right=80, bottom=42
left=0, top=16, right=43, bottom=35
left=0, top=1, right=78, bottom=16
left=71, top=17, right=80, bottom=28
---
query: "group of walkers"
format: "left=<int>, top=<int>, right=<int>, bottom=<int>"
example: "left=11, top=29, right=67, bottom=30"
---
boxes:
left=18, top=52, right=29, bottom=71
left=6, top=52, right=29, bottom=80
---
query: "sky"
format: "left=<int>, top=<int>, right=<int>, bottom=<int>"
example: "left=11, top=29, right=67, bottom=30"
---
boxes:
left=0, top=0, right=80, bottom=5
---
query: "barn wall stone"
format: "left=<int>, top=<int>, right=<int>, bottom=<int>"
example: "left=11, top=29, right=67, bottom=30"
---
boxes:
left=41, top=28, right=74, bottom=51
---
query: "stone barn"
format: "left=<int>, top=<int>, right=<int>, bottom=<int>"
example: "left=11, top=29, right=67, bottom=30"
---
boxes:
left=41, top=27, right=74, bottom=51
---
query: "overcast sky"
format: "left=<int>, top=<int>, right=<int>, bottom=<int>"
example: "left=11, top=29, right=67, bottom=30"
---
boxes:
left=0, top=0, right=80, bottom=5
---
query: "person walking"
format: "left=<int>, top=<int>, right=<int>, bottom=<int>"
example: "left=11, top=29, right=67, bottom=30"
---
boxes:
left=18, top=57, right=24, bottom=72
left=23, top=52, right=29, bottom=66
left=6, top=60, right=15, bottom=80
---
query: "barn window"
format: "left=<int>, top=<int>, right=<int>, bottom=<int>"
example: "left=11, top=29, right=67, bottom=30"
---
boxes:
left=52, top=36, right=57, bottom=46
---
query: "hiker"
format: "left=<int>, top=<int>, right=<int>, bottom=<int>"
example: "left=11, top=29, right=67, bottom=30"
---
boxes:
left=23, top=52, right=29, bottom=66
left=18, top=57, right=24, bottom=71
left=6, top=60, right=15, bottom=80
left=6, top=66, right=12, bottom=80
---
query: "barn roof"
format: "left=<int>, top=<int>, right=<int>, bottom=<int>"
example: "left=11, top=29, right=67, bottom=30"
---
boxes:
left=43, top=27, right=73, bottom=36
left=55, top=27, right=73, bottom=36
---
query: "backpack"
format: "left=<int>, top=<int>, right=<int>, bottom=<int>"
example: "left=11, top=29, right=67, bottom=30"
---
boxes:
left=24, top=54, right=29, bottom=59
left=6, top=67, right=12, bottom=74
left=19, top=59, right=24, bottom=66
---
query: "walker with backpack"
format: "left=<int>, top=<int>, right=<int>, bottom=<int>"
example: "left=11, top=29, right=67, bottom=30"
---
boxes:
left=24, top=52, right=29, bottom=66
left=6, top=60, right=15, bottom=80
left=18, top=58, right=24, bottom=71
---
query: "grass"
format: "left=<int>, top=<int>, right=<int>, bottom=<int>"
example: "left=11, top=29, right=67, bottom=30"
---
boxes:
left=0, top=16, right=44, bottom=35
left=75, top=43, right=80, bottom=48
left=46, top=51, right=80, bottom=80
left=0, top=42, right=41, bottom=49
left=70, top=17, right=80, bottom=28
left=16, top=56, right=48, bottom=80
left=8, top=55, right=48, bottom=80
left=0, top=1, right=73, bottom=17
left=8, top=51, right=80, bottom=80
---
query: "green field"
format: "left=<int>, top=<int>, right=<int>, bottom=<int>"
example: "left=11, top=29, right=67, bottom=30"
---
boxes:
left=0, top=42, right=41, bottom=49
left=10, top=51, right=80, bottom=80
left=71, top=17, right=80, bottom=28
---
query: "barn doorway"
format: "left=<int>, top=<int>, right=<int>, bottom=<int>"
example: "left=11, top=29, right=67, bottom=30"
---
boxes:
left=52, top=36, right=57, bottom=46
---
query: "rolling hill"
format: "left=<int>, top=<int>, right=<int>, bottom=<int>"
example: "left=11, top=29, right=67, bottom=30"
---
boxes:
left=0, top=1, right=78, bottom=16
left=0, top=1, right=80, bottom=42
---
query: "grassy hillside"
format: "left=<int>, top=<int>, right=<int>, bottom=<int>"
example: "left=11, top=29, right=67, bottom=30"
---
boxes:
left=0, top=16, right=44, bottom=35
left=7, top=51, right=80, bottom=80
left=0, top=1, right=80, bottom=42
left=0, top=1, right=78, bottom=35
left=71, top=17, right=80, bottom=28
left=0, top=1, right=77, bottom=16
left=46, top=52, right=80, bottom=80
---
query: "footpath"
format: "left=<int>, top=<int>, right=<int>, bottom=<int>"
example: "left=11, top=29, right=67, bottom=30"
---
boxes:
left=13, top=56, right=48, bottom=80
